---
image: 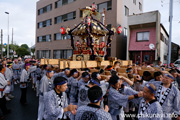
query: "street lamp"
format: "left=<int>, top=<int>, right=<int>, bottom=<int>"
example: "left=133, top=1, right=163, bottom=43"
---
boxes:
left=5, top=12, right=9, bottom=58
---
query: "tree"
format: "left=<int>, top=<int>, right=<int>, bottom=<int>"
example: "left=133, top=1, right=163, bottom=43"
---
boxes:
left=31, top=48, right=35, bottom=56
left=21, top=44, right=29, bottom=50
left=10, top=44, right=19, bottom=50
left=3, top=44, right=20, bottom=57
left=16, top=47, right=30, bottom=57
left=2, top=44, right=30, bottom=57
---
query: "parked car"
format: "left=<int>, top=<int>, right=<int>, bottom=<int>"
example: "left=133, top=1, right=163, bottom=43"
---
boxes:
left=173, top=59, right=180, bottom=70
left=24, top=55, right=32, bottom=59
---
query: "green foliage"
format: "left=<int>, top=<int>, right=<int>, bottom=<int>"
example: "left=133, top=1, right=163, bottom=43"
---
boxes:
left=21, top=44, right=29, bottom=50
left=16, top=47, right=30, bottom=56
left=2, top=44, right=30, bottom=57
left=10, top=44, right=19, bottom=50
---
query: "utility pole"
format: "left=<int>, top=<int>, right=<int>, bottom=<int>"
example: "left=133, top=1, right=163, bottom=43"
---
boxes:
left=12, top=28, right=14, bottom=57
left=1, top=29, right=3, bottom=59
left=5, top=12, right=10, bottom=58
left=12, top=28, right=13, bottom=45
left=168, top=0, right=173, bottom=66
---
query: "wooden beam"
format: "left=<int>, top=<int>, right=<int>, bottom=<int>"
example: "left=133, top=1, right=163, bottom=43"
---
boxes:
left=86, top=61, right=97, bottom=68
left=101, top=61, right=110, bottom=66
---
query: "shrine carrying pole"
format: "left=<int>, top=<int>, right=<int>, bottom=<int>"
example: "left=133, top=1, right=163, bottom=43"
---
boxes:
left=102, top=8, right=106, bottom=58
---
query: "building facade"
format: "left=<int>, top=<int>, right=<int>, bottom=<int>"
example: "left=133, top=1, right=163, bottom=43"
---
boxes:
left=35, top=0, right=143, bottom=59
left=171, top=42, right=180, bottom=63
left=127, top=11, right=169, bottom=64
left=160, top=24, right=169, bottom=64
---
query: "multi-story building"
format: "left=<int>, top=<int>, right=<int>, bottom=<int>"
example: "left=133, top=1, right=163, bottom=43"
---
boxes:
left=127, top=11, right=169, bottom=64
left=35, top=0, right=143, bottom=59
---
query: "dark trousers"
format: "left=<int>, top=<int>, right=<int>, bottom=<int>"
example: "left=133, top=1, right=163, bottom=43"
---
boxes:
left=0, top=96, right=8, bottom=114
left=20, top=88, right=27, bottom=103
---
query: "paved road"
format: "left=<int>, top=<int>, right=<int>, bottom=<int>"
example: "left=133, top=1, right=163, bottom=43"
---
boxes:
left=4, top=83, right=39, bottom=120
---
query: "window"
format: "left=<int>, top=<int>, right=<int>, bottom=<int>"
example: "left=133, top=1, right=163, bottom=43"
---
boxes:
left=37, top=35, right=51, bottom=42
left=125, top=6, right=129, bottom=16
left=62, top=14, right=68, bottom=22
left=139, top=2, right=142, bottom=11
left=62, top=0, right=68, bottom=5
left=54, top=33, right=62, bottom=40
left=55, top=16, right=62, bottom=24
left=37, top=50, right=51, bottom=59
left=43, top=7, right=47, bottom=13
left=144, top=55, right=149, bottom=62
left=68, top=0, right=74, bottom=3
left=53, top=49, right=73, bottom=59
left=80, top=9, right=83, bottom=18
left=55, top=0, right=62, bottom=8
left=137, top=32, right=150, bottom=41
left=43, top=21, right=46, bottom=27
left=165, top=38, right=168, bottom=45
left=124, top=27, right=128, bottom=36
left=38, top=9, right=43, bottom=15
left=98, top=2, right=108, bottom=13
left=160, top=33, right=164, bottom=42
left=53, top=50, right=62, bottom=59
left=165, top=38, right=167, bottom=44
left=38, top=22, right=43, bottom=28
left=54, top=33, right=70, bottom=40
left=107, top=0, right=112, bottom=10
left=42, top=36, right=46, bottom=42
left=55, top=0, right=75, bottom=8
left=73, top=11, right=76, bottom=19
left=46, top=19, right=51, bottom=26
left=162, top=36, right=164, bottom=42
left=37, top=36, right=42, bottom=42
left=63, top=34, right=71, bottom=40
left=72, top=11, right=76, bottom=19
left=97, top=0, right=112, bottom=12
left=38, top=4, right=52, bottom=15
left=46, top=35, right=51, bottom=42
left=55, top=11, right=76, bottom=23
left=47, top=4, right=52, bottom=12
left=160, top=33, right=163, bottom=40
left=133, top=0, right=136, bottom=5
left=38, top=19, right=52, bottom=28
left=67, top=12, right=74, bottom=20
left=66, top=50, right=73, bottom=58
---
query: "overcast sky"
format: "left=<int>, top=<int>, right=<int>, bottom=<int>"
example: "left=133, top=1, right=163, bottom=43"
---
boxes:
left=0, top=0, right=180, bottom=47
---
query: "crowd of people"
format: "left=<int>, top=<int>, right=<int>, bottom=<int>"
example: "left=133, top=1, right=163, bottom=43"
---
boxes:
left=0, top=58, right=180, bottom=120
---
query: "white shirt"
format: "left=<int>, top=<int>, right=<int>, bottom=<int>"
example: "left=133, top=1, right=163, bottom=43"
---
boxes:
left=159, top=86, right=168, bottom=102
left=0, top=73, right=8, bottom=98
